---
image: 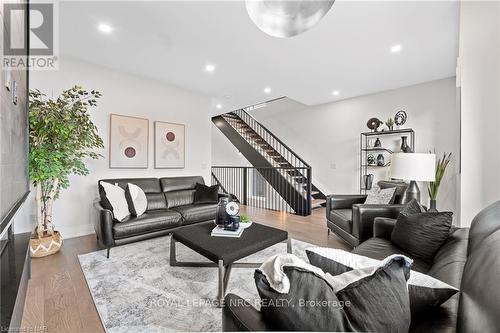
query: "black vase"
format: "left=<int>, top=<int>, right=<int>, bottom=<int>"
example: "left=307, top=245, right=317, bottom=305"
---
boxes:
left=377, top=154, right=385, bottom=166
left=374, top=138, right=381, bottom=147
left=400, top=136, right=412, bottom=153
left=428, top=199, right=438, bottom=212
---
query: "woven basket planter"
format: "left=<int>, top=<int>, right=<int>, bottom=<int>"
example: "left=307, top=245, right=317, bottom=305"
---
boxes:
left=30, top=231, right=63, bottom=258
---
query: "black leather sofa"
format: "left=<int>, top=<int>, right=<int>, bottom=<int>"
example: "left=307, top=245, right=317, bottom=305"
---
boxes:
left=93, top=176, right=219, bottom=258
left=326, top=181, right=408, bottom=247
left=223, top=201, right=500, bottom=332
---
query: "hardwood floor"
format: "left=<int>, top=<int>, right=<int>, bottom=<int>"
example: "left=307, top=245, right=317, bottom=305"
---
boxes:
left=20, top=206, right=349, bottom=333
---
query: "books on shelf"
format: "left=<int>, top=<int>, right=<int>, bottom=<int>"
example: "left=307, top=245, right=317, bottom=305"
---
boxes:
left=211, top=225, right=244, bottom=238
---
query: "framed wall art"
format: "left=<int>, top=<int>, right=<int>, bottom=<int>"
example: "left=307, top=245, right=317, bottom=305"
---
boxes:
left=109, top=114, right=149, bottom=168
left=154, top=121, right=185, bottom=168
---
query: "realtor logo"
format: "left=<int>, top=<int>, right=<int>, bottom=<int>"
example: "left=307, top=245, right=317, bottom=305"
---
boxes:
left=3, top=2, right=58, bottom=70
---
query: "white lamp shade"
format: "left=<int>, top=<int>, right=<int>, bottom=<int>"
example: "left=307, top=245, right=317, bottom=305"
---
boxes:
left=390, top=153, right=436, bottom=182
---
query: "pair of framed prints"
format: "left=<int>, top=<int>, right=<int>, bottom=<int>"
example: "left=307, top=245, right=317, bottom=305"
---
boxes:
left=109, top=114, right=185, bottom=169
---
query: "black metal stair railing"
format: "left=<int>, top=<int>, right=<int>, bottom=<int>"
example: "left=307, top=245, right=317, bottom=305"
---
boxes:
left=211, top=166, right=312, bottom=214
left=212, top=107, right=327, bottom=215
left=230, top=109, right=310, bottom=171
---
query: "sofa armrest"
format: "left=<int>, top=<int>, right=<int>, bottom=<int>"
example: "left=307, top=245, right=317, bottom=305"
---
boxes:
left=223, top=294, right=271, bottom=331
left=326, top=195, right=367, bottom=213
left=373, top=217, right=397, bottom=240
left=93, top=198, right=115, bottom=248
left=352, top=204, right=404, bottom=244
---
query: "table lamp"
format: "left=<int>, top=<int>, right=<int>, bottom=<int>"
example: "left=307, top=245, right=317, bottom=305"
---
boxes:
left=390, top=153, right=436, bottom=203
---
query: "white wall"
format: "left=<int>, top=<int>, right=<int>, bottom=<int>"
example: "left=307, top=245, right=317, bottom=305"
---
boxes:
left=459, top=1, right=500, bottom=226
left=27, top=58, right=212, bottom=238
left=237, top=78, right=460, bottom=216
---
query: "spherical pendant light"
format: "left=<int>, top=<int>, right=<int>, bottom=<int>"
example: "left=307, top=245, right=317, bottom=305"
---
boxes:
left=246, top=0, right=335, bottom=38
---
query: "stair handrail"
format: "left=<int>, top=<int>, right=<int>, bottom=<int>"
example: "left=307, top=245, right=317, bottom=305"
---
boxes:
left=231, top=109, right=311, bottom=169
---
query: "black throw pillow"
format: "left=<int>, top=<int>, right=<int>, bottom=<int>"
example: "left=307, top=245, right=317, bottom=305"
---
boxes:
left=391, top=211, right=452, bottom=262
left=193, top=183, right=219, bottom=204
left=255, top=255, right=411, bottom=332
left=255, top=268, right=353, bottom=332
left=400, top=198, right=426, bottom=216
left=335, top=256, right=411, bottom=332
left=306, top=248, right=458, bottom=316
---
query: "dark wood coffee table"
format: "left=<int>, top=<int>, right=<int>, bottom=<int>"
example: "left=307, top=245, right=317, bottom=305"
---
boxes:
left=170, top=221, right=290, bottom=305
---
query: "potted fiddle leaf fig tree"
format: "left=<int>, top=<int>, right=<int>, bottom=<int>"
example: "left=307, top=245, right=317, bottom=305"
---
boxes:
left=29, top=86, right=104, bottom=257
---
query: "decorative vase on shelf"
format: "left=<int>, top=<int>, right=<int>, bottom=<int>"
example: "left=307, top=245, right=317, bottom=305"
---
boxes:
left=428, top=199, right=438, bottom=212
left=377, top=154, right=385, bottom=166
left=374, top=138, right=381, bottom=148
left=400, top=136, right=412, bottom=153
left=363, top=174, right=374, bottom=190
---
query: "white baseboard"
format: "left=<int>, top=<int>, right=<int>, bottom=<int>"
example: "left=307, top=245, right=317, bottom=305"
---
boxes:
left=58, top=223, right=95, bottom=239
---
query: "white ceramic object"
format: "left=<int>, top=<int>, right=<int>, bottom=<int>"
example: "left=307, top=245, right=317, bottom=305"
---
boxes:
left=240, top=220, right=253, bottom=229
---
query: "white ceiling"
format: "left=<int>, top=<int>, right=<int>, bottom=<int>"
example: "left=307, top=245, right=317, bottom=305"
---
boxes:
left=59, top=1, right=459, bottom=113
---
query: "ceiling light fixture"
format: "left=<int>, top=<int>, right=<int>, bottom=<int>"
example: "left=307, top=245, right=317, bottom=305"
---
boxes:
left=216, top=104, right=222, bottom=109
left=390, top=44, right=403, bottom=53
left=98, top=23, right=114, bottom=34
left=246, top=0, right=335, bottom=38
left=332, top=90, right=340, bottom=96
left=205, top=64, right=215, bottom=72
left=264, top=87, right=271, bottom=94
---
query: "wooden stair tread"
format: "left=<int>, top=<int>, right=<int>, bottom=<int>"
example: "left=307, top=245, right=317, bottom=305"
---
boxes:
left=311, top=199, right=326, bottom=207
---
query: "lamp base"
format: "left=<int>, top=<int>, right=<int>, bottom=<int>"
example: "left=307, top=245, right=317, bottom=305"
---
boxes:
left=404, top=181, right=421, bottom=203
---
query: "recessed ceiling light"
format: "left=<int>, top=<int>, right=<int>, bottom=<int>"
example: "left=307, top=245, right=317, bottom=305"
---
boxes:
left=216, top=104, right=222, bottom=109
left=332, top=90, right=340, bottom=96
left=390, top=44, right=402, bottom=53
left=264, top=87, right=272, bottom=94
left=98, top=23, right=113, bottom=34
left=205, top=64, right=215, bottom=72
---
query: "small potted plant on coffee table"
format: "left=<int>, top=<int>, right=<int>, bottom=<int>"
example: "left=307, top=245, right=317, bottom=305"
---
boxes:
left=239, top=214, right=253, bottom=229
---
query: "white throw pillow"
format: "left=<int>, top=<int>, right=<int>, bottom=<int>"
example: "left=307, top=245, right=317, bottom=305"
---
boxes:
left=364, top=187, right=396, bottom=204
left=125, top=183, right=148, bottom=216
left=100, top=182, right=130, bottom=221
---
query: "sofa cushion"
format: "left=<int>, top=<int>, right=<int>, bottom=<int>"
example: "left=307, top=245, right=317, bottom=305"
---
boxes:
left=328, top=209, right=353, bottom=233
left=428, top=228, right=469, bottom=289
left=172, top=204, right=217, bottom=225
left=145, top=193, right=168, bottom=211
left=160, top=176, right=204, bottom=192
left=353, top=237, right=431, bottom=273
left=100, top=178, right=161, bottom=193
left=165, top=190, right=195, bottom=208
left=112, top=210, right=182, bottom=239
left=392, top=212, right=453, bottom=262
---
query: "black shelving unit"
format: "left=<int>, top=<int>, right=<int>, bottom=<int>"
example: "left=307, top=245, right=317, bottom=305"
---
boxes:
left=360, top=129, right=415, bottom=193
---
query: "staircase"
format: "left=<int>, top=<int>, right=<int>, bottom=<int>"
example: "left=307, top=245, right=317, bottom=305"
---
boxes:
left=212, top=108, right=326, bottom=216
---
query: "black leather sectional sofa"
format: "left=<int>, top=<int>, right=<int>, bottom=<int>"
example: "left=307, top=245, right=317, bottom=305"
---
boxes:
left=93, top=176, right=219, bottom=257
left=223, top=201, right=500, bottom=332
